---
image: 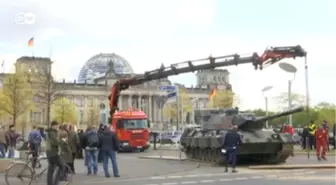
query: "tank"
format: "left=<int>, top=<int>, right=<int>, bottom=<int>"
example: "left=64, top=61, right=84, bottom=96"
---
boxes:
left=180, top=106, right=304, bottom=164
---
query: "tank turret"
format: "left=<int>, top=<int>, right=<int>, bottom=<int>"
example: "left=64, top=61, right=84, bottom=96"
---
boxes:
left=234, top=106, right=304, bottom=129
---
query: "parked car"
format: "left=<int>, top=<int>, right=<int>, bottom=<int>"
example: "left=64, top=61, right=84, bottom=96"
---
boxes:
left=159, top=131, right=182, bottom=144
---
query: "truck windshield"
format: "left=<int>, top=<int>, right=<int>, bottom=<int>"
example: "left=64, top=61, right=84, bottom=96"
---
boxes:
left=123, top=119, right=148, bottom=129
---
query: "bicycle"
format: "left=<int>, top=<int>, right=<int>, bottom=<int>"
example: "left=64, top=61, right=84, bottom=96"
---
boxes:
left=4, top=151, right=73, bottom=185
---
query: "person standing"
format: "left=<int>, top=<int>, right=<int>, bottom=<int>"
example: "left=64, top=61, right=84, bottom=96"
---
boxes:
left=99, top=125, right=120, bottom=178
left=301, top=124, right=310, bottom=150
left=83, top=126, right=100, bottom=175
left=222, top=125, right=242, bottom=173
left=333, top=123, right=336, bottom=149
left=58, top=125, right=72, bottom=180
left=0, top=126, right=7, bottom=158
left=46, top=121, right=65, bottom=185
left=6, top=124, right=20, bottom=158
left=322, top=121, right=330, bottom=151
left=97, top=124, right=104, bottom=163
left=28, top=126, right=42, bottom=169
left=315, top=123, right=328, bottom=160
left=67, top=125, right=79, bottom=174
left=308, top=121, right=317, bottom=150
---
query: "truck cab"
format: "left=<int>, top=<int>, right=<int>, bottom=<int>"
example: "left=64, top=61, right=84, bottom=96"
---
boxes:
left=111, top=108, right=150, bottom=152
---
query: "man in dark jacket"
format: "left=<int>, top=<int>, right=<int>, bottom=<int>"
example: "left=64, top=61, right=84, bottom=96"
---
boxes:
left=222, top=125, right=242, bottom=173
left=97, top=124, right=104, bottom=163
left=67, top=125, right=79, bottom=173
left=28, top=126, right=42, bottom=169
left=301, top=124, right=310, bottom=150
left=6, top=124, right=20, bottom=158
left=99, top=127, right=120, bottom=178
left=46, top=121, right=65, bottom=185
left=83, top=126, right=100, bottom=175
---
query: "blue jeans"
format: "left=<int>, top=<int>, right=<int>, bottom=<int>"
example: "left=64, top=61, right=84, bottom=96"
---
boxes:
left=7, top=146, right=15, bottom=158
left=0, top=144, right=6, bottom=158
left=102, top=150, right=119, bottom=177
left=85, top=150, right=98, bottom=174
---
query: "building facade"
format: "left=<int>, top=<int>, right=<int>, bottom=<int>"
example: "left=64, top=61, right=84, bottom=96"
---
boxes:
left=0, top=54, right=231, bottom=129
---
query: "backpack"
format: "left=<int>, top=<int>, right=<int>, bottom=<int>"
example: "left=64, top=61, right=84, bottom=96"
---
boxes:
left=87, top=132, right=99, bottom=148
left=31, top=133, right=41, bottom=145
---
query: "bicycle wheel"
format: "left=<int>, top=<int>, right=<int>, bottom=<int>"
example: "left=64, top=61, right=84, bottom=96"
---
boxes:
left=58, top=163, right=74, bottom=185
left=5, top=162, right=34, bottom=185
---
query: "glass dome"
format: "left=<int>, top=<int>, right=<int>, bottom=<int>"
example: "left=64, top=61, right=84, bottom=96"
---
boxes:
left=77, top=53, right=134, bottom=83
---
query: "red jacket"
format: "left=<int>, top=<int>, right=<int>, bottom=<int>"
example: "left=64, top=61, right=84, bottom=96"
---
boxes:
left=283, top=125, right=295, bottom=136
left=315, top=127, right=328, bottom=141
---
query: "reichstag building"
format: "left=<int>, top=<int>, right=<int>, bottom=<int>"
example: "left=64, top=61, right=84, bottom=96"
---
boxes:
left=1, top=53, right=231, bottom=129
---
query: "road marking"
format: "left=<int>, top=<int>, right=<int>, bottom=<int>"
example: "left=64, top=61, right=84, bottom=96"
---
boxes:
left=181, top=181, right=197, bottom=184
left=267, top=174, right=277, bottom=178
left=200, top=180, right=215, bottom=183
left=185, top=174, right=198, bottom=177
left=167, top=176, right=183, bottom=179
left=305, top=171, right=316, bottom=174
left=162, top=183, right=178, bottom=185
left=220, top=178, right=233, bottom=181
left=235, top=177, right=248, bottom=180
left=251, top=176, right=263, bottom=179
left=293, top=172, right=305, bottom=175
left=150, top=176, right=166, bottom=180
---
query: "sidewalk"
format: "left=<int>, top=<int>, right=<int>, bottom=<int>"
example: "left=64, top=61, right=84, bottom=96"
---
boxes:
left=141, top=149, right=336, bottom=165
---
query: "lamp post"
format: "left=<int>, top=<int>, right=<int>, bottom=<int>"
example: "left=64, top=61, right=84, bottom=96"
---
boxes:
left=279, top=63, right=297, bottom=125
left=262, top=86, right=273, bottom=128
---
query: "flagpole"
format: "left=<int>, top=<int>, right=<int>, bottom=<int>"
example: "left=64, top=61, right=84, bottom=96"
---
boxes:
left=32, top=45, right=34, bottom=57
left=2, top=60, right=5, bottom=73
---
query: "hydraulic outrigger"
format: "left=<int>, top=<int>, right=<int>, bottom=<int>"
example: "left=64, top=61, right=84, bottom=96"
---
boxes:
left=108, top=45, right=306, bottom=120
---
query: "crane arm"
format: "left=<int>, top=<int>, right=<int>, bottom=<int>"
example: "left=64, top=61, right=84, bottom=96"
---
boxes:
left=108, top=45, right=306, bottom=119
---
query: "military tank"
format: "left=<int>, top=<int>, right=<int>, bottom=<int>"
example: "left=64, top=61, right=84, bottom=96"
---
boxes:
left=180, top=106, right=304, bottom=164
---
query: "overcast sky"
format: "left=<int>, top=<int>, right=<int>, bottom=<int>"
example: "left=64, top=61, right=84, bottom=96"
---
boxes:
left=0, top=0, right=335, bottom=110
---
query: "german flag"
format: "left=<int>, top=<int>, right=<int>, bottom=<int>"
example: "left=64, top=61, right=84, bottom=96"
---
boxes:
left=209, top=87, right=217, bottom=100
left=28, top=37, right=34, bottom=47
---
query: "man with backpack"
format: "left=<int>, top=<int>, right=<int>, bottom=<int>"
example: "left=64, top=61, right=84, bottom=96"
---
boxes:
left=83, top=126, right=100, bottom=175
left=28, top=126, right=42, bottom=169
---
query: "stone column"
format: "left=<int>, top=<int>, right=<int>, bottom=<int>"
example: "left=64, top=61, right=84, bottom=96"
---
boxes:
left=128, top=95, right=132, bottom=109
left=118, top=95, right=123, bottom=110
left=148, top=94, right=152, bottom=121
left=154, top=95, right=159, bottom=122
left=138, top=94, right=141, bottom=109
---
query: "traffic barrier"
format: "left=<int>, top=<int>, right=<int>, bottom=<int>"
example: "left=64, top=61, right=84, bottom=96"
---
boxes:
left=151, top=143, right=179, bottom=150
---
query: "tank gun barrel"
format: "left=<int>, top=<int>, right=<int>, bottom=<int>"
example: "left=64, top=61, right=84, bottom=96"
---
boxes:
left=255, top=106, right=304, bottom=123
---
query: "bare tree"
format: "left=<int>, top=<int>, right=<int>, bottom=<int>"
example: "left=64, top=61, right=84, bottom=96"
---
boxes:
left=86, top=107, right=101, bottom=126
left=0, top=73, right=33, bottom=126
left=28, top=65, right=65, bottom=126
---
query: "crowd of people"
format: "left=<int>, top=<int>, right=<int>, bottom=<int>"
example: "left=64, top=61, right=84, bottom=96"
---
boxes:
left=0, top=121, right=121, bottom=185
left=282, top=120, right=336, bottom=160
left=41, top=121, right=120, bottom=185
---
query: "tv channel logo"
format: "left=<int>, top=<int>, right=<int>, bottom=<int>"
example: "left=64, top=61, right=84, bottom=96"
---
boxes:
left=14, top=12, right=36, bottom=25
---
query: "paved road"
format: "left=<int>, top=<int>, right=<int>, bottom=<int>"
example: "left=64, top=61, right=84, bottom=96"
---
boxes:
left=2, top=149, right=335, bottom=185
left=143, top=149, right=335, bottom=164
left=74, top=167, right=335, bottom=185
left=1, top=151, right=198, bottom=185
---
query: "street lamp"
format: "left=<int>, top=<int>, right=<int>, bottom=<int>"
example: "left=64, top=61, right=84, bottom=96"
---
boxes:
left=262, top=86, right=273, bottom=128
left=279, top=62, right=297, bottom=125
